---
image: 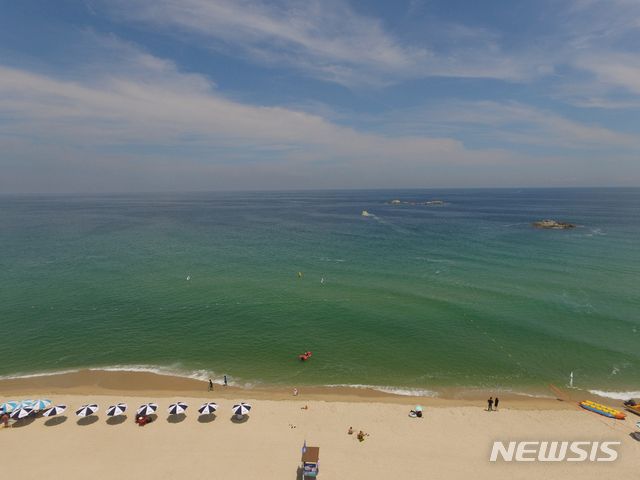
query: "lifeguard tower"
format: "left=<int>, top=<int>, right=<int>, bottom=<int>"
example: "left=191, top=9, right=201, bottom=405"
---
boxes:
left=301, top=446, right=320, bottom=477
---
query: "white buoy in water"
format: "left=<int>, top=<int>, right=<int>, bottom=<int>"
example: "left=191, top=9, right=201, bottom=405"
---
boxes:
left=321, top=278, right=324, bottom=284
left=186, top=276, right=191, bottom=281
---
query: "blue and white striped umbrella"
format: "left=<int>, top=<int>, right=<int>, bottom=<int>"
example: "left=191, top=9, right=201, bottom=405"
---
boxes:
left=106, top=404, right=127, bottom=417
left=198, top=402, right=218, bottom=414
left=136, top=403, right=158, bottom=416
left=15, top=400, right=35, bottom=410
left=1, top=401, right=19, bottom=414
left=31, top=399, right=52, bottom=410
left=43, top=405, right=67, bottom=417
left=10, top=407, right=34, bottom=419
left=231, top=403, right=251, bottom=415
left=168, top=402, right=188, bottom=415
left=76, top=404, right=99, bottom=417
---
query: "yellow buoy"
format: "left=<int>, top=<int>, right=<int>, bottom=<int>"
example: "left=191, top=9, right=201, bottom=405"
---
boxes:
left=299, top=272, right=301, bottom=277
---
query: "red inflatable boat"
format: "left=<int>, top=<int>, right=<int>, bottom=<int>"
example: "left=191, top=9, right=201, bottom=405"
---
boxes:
left=300, top=351, right=312, bottom=361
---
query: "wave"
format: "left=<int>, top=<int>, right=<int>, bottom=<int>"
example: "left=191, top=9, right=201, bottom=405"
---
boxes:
left=0, top=368, right=82, bottom=381
left=0, top=364, right=217, bottom=384
left=91, top=364, right=217, bottom=383
left=323, top=384, right=439, bottom=397
left=588, top=389, right=640, bottom=400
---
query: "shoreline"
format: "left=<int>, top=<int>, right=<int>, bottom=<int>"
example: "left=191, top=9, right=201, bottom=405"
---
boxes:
left=0, top=368, right=627, bottom=411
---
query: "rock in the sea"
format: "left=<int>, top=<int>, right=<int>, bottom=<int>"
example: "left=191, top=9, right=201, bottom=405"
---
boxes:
left=424, top=201, right=445, bottom=205
left=403, top=202, right=416, bottom=205
left=388, top=200, right=401, bottom=204
left=532, top=220, right=577, bottom=229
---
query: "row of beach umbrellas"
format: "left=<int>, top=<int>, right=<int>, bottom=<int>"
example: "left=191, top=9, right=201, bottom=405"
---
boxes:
left=2, top=399, right=251, bottom=419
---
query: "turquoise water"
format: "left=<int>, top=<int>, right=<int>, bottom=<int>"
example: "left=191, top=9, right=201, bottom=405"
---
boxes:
left=1, top=189, right=639, bottom=397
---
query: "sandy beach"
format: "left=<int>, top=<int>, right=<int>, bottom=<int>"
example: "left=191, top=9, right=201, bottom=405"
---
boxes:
left=2, top=371, right=640, bottom=479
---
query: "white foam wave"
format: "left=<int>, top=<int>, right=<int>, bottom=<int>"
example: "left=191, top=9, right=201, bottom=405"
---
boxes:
left=0, top=369, right=82, bottom=381
left=91, top=365, right=217, bottom=383
left=588, top=390, right=640, bottom=400
left=0, top=365, right=256, bottom=388
left=413, top=258, right=453, bottom=263
left=323, top=384, right=439, bottom=397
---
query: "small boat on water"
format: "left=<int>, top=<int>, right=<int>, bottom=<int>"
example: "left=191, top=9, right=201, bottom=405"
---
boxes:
left=579, top=400, right=626, bottom=419
left=623, top=399, right=640, bottom=416
left=300, top=351, right=312, bottom=361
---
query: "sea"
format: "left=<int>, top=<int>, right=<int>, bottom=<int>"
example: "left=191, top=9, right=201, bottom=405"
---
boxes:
left=1, top=188, right=639, bottom=399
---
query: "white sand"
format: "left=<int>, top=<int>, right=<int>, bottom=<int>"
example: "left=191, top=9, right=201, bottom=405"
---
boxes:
left=3, top=393, right=639, bottom=479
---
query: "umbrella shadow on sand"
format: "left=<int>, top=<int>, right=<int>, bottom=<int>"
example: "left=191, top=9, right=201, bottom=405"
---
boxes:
left=107, top=415, right=127, bottom=426
left=44, top=416, right=68, bottom=427
left=230, top=414, right=250, bottom=424
left=197, top=414, right=216, bottom=424
left=77, top=416, right=99, bottom=426
left=167, top=413, right=186, bottom=424
left=12, top=418, right=36, bottom=428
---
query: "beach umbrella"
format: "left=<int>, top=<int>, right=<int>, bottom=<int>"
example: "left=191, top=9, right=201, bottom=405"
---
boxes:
left=136, top=403, right=158, bottom=416
left=198, top=403, right=218, bottom=414
left=0, top=401, right=19, bottom=414
left=31, top=399, right=52, bottom=410
left=231, top=403, right=251, bottom=416
left=10, top=407, right=34, bottom=419
left=42, top=405, right=67, bottom=417
left=168, top=402, right=188, bottom=415
left=76, top=404, right=99, bottom=417
left=106, top=404, right=128, bottom=417
left=15, top=400, right=35, bottom=410
left=415, top=406, right=423, bottom=412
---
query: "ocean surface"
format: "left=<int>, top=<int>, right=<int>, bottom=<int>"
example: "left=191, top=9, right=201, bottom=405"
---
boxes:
left=1, top=188, right=639, bottom=398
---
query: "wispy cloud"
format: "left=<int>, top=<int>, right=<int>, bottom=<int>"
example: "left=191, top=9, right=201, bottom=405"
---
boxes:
left=363, top=100, right=640, bottom=150
left=0, top=40, right=516, bottom=173
left=100, top=0, right=522, bottom=86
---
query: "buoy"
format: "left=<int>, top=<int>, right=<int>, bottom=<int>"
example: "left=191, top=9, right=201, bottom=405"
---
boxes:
left=299, top=272, right=302, bottom=277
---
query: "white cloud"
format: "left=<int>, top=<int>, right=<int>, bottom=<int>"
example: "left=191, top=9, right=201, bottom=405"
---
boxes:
left=100, top=0, right=522, bottom=86
left=575, top=54, right=640, bottom=95
left=370, top=100, right=640, bottom=150
left=0, top=45, right=518, bottom=177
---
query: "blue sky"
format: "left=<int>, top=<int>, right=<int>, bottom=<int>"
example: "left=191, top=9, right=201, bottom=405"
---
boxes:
left=1, top=0, right=639, bottom=192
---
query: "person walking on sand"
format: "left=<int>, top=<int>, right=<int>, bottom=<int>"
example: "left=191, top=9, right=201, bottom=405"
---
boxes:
left=487, top=397, right=493, bottom=411
left=294, top=389, right=298, bottom=396
left=494, top=397, right=499, bottom=411
left=209, top=379, right=214, bottom=391
left=224, top=375, right=228, bottom=386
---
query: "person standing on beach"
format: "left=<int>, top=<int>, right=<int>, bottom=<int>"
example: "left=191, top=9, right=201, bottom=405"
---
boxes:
left=209, top=379, right=214, bottom=391
left=294, top=389, right=298, bottom=396
left=2, top=412, right=9, bottom=428
left=487, top=397, right=493, bottom=411
left=494, top=397, right=499, bottom=411
left=224, top=375, right=228, bottom=386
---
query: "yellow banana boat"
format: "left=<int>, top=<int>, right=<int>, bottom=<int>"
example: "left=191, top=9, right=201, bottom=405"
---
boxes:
left=579, top=400, right=626, bottom=419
